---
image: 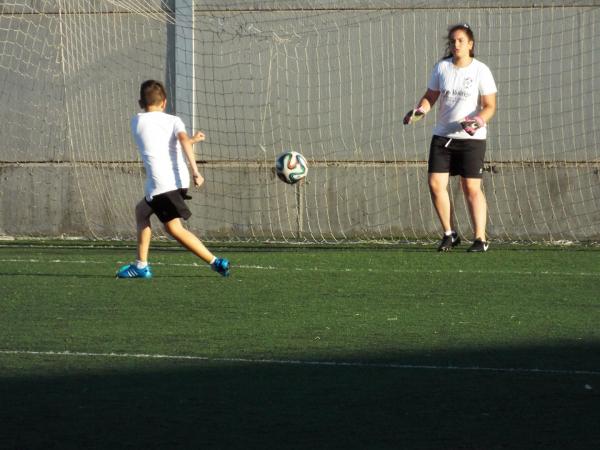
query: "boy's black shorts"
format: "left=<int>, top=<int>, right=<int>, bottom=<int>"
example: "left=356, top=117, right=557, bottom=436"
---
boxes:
left=428, top=135, right=487, bottom=179
left=146, top=188, right=192, bottom=223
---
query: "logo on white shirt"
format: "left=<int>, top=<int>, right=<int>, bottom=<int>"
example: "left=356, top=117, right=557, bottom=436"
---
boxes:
left=442, top=89, right=471, bottom=99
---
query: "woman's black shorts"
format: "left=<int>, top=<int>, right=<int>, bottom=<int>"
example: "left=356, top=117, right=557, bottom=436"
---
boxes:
left=146, top=188, right=192, bottom=223
left=428, top=135, right=486, bottom=179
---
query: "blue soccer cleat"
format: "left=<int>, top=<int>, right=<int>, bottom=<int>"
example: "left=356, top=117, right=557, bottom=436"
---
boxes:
left=116, top=263, right=152, bottom=279
left=211, top=257, right=230, bottom=277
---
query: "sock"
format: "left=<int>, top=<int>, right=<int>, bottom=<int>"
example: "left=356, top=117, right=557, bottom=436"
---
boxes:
left=444, top=230, right=454, bottom=237
left=209, top=256, right=216, bottom=265
left=136, top=260, right=148, bottom=269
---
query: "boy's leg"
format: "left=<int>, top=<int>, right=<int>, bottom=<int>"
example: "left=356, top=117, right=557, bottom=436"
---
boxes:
left=116, top=199, right=154, bottom=278
left=460, top=177, right=487, bottom=240
left=135, top=199, right=153, bottom=263
left=164, top=218, right=215, bottom=264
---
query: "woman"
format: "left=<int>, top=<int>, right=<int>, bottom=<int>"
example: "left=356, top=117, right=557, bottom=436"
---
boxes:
left=404, top=23, right=497, bottom=252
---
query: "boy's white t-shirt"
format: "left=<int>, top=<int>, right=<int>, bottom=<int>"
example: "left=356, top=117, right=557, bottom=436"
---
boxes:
left=427, top=58, right=497, bottom=140
left=131, top=111, right=189, bottom=200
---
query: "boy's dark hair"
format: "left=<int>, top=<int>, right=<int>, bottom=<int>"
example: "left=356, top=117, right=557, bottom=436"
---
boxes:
left=139, top=80, right=167, bottom=109
left=443, top=23, right=475, bottom=59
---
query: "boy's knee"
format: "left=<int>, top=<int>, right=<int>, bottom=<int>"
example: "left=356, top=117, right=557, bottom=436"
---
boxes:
left=135, top=201, right=152, bottom=225
left=164, top=222, right=175, bottom=236
left=164, top=218, right=183, bottom=236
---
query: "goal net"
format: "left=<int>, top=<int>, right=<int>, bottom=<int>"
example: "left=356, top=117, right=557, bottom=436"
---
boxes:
left=1, top=1, right=599, bottom=243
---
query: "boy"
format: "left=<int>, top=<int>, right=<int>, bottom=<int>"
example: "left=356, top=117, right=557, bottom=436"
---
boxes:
left=117, top=80, right=229, bottom=278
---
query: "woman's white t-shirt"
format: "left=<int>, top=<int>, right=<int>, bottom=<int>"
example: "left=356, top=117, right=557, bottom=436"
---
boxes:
left=131, top=111, right=189, bottom=201
left=427, top=58, right=497, bottom=140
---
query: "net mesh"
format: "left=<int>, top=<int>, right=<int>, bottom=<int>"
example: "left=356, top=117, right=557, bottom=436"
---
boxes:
left=1, top=1, right=599, bottom=242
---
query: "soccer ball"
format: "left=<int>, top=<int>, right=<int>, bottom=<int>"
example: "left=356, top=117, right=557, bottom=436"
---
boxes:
left=275, top=151, right=308, bottom=184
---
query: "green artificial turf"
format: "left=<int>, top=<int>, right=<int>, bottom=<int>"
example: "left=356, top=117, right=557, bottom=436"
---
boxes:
left=0, top=243, right=599, bottom=449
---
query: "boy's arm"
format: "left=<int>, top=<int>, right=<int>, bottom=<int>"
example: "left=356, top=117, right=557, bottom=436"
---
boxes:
left=178, top=131, right=206, bottom=187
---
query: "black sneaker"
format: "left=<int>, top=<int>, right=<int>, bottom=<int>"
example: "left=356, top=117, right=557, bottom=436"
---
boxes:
left=467, top=239, right=489, bottom=252
left=438, top=232, right=461, bottom=252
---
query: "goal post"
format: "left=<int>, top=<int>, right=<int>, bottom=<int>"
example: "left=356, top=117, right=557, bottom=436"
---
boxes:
left=175, top=0, right=195, bottom=133
left=0, top=1, right=599, bottom=242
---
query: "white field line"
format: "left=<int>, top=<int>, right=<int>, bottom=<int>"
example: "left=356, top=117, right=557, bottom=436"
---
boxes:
left=0, top=258, right=598, bottom=277
left=1, top=349, right=599, bottom=376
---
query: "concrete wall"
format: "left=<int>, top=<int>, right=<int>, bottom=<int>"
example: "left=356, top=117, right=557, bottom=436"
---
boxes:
left=1, top=1, right=599, bottom=241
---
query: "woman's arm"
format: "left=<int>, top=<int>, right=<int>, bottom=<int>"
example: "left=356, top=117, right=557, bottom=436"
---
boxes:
left=417, top=89, right=441, bottom=113
left=478, top=93, right=496, bottom=123
left=404, top=89, right=440, bottom=124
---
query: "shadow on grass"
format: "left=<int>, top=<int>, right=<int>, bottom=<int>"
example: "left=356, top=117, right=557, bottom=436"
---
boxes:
left=1, top=344, right=600, bottom=450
